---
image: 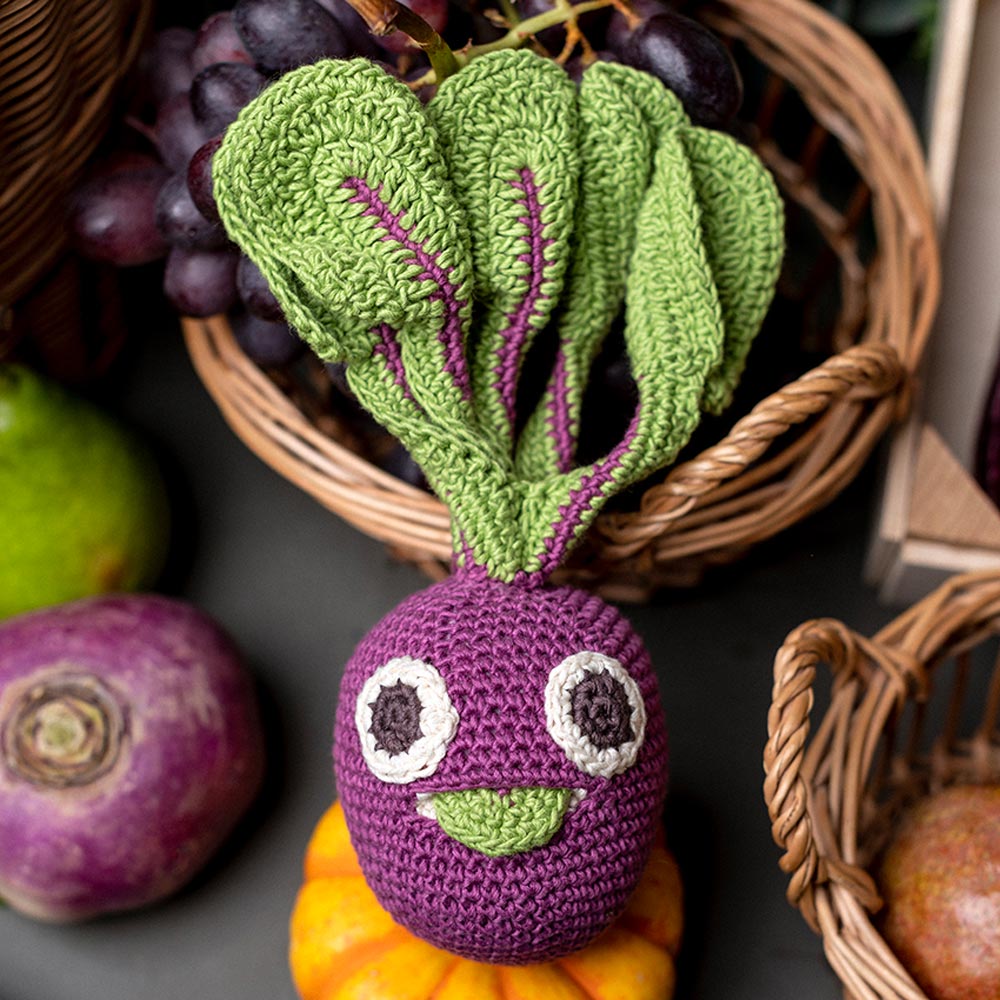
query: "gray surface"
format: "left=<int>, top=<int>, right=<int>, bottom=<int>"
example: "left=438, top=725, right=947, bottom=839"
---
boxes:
left=0, top=307, right=906, bottom=999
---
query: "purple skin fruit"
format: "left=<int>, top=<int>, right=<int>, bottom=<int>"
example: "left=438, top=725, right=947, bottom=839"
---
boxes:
left=334, top=573, right=668, bottom=964
left=0, top=594, right=265, bottom=922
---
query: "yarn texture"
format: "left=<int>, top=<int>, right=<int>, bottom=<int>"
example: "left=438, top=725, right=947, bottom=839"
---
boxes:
left=333, top=574, right=669, bottom=964
left=213, top=49, right=783, bottom=965
left=214, top=50, right=784, bottom=584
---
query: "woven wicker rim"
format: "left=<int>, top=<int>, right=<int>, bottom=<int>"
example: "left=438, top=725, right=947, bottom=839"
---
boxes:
left=182, top=0, right=939, bottom=595
left=765, top=569, right=1000, bottom=999
left=0, top=0, right=154, bottom=308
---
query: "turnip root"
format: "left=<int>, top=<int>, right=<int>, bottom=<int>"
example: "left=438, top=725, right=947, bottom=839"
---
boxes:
left=0, top=594, right=264, bottom=922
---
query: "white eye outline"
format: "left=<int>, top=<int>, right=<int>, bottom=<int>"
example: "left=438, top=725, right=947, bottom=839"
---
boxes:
left=356, top=657, right=458, bottom=784
left=544, top=651, right=646, bottom=778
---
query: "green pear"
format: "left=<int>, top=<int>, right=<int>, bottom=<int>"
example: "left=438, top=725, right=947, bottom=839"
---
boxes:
left=0, top=365, right=170, bottom=619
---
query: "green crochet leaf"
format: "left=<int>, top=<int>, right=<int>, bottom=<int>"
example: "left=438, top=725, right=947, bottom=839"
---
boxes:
left=598, top=64, right=784, bottom=418
left=522, top=95, right=729, bottom=577
left=428, top=50, right=579, bottom=460
left=514, top=61, right=659, bottom=482
left=213, top=58, right=478, bottom=451
left=682, top=128, right=785, bottom=413
left=212, top=55, right=785, bottom=585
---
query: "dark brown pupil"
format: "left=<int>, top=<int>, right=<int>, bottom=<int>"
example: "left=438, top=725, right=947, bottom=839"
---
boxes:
left=369, top=680, right=423, bottom=756
left=571, top=670, right=634, bottom=749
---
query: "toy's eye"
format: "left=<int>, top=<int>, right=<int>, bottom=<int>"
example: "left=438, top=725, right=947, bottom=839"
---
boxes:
left=356, top=657, right=458, bottom=783
left=544, top=652, right=646, bottom=777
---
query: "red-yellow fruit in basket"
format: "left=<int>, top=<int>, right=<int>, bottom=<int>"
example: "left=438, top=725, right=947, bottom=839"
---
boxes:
left=877, top=784, right=1000, bottom=1000
left=289, top=802, right=683, bottom=1000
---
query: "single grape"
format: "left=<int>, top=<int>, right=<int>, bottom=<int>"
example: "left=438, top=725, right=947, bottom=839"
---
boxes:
left=313, top=0, right=381, bottom=56
left=68, top=157, right=170, bottom=267
left=233, top=0, right=350, bottom=72
left=163, top=247, right=239, bottom=316
left=154, top=94, right=214, bottom=173
left=192, top=12, right=254, bottom=72
left=187, top=136, right=223, bottom=223
left=140, top=27, right=196, bottom=107
left=470, top=12, right=506, bottom=45
left=620, top=11, right=742, bottom=126
left=236, top=255, right=283, bottom=321
left=606, top=0, right=670, bottom=53
left=371, top=0, right=447, bottom=54
left=155, top=173, right=229, bottom=250
left=190, top=63, right=267, bottom=136
left=231, top=311, right=304, bottom=366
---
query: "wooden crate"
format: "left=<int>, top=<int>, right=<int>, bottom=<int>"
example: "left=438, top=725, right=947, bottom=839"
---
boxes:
left=866, top=0, right=1000, bottom=604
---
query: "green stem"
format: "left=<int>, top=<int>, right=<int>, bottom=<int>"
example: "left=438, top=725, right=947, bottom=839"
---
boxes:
left=460, top=0, right=615, bottom=58
left=393, top=4, right=460, bottom=79
left=498, top=0, right=520, bottom=23
left=345, top=0, right=616, bottom=81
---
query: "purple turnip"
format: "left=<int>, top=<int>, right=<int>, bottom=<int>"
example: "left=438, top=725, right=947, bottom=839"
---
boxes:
left=0, top=594, right=265, bottom=922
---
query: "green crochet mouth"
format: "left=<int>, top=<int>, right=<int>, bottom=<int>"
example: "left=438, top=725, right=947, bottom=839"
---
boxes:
left=423, top=787, right=578, bottom=857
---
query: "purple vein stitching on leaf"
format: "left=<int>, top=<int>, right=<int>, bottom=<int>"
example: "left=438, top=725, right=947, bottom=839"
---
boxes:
left=546, top=346, right=575, bottom=474
left=372, top=323, right=413, bottom=400
left=535, top=409, right=641, bottom=578
left=343, top=177, right=470, bottom=399
left=452, top=527, right=486, bottom=577
left=493, top=168, right=554, bottom=429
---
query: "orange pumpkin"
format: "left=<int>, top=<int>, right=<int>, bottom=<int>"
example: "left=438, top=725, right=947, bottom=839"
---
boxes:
left=290, top=803, right=684, bottom=1000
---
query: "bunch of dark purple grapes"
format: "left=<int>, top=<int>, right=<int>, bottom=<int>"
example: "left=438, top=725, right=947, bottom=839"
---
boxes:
left=68, top=0, right=451, bottom=371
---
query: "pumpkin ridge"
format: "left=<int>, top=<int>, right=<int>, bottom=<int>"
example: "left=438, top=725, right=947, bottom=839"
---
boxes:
left=554, top=957, right=599, bottom=1000
left=426, top=957, right=463, bottom=999
left=305, top=856, right=364, bottom=880
left=618, top=913, right=675, bottom=954
left=496, top=967, right=514, bottom=1000
left=315, top=926, right=413, bottom=1000
left=501, top=962, right=593, bottom=1000
left=559, top=926, right=676, bottom=1000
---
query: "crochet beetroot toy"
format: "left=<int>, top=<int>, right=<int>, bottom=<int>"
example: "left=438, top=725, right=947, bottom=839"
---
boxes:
left=214, top=50, right=783, bottom=964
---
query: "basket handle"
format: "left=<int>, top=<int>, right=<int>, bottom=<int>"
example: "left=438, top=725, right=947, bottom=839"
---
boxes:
left=763, top=617, right=888, bottom=931
left=594, top=341, right=905, bottom=553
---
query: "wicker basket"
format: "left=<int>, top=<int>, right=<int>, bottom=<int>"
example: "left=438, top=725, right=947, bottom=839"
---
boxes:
left=182, top=0, right=939, bottom=599
left=0, top=0, right=153, bottom=378
left=765, top=569, right=1000, bottom=999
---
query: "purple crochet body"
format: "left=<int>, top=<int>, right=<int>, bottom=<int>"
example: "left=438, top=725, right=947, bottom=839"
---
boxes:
left=334, top=573, right=668, bottom=964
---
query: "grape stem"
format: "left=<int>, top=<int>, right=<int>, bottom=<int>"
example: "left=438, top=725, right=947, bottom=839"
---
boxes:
left=610, top=0, right=642, bottom=28
left=497, top=0, right=520, bottom=24
left=463, top=0, right=615, bottom=58
left=344, top=0, right=619, bottom=82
